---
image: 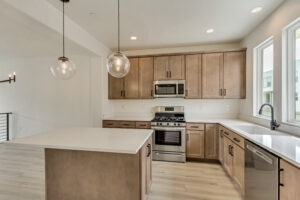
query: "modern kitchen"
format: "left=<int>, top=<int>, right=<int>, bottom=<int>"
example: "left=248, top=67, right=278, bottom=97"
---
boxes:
left=0, top=0, right=300, bottom=200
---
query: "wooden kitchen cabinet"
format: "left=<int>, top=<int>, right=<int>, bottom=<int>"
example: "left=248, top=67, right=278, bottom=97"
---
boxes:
left=109, top=75, right=124, bottom=99
left=154, top=56, right=169, bottom=80
left=141, top=137, right=152, bottom=200
left=185, top=54, right=202, bottom=98
left=205, top=124, right=219, bottom=159
left=124, top=58, right=139, bottom=99
left=223, top=51, right=246, bottom=99
left=154, top=55, right=185, bottom=80
left=202, top=53, right=224, bottom=99
left=223, top=136, right=233, bottom=176
left=280, top=159, right=300, bottom=200
left=218, top=126, right=224, bottom=165
left=186, top=130, right=205, bottom=159
left=139, top=57, right=154, bottom=99
left=232, top=143, right=245, bottom=193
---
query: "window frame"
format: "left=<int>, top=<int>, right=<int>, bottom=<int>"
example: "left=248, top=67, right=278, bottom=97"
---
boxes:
left=253, top=37, right=274, bottom=118
left=282, top=17, right=300, bottom=125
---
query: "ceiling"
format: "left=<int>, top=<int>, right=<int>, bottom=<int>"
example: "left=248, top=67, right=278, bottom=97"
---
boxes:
left=0, top=0, right=95, bottom=60
left=46, top=0, right=285, bottom=51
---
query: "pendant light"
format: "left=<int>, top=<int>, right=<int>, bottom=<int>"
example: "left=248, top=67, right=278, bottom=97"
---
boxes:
left=107, top=0, right=130, bottom=78
left=50, top=0, right=76, bottom=80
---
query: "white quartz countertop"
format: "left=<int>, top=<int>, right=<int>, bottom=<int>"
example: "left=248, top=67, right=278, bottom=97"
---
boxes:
left=187, top=118, right=300, bottom=168
left=7, top=128, right=153, bottom=154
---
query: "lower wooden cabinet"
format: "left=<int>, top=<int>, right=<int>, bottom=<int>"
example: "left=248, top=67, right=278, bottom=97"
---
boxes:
left=103, top=120, right=151, bottom=129
left=223, top=136, right=233, bottom=176
left=218, top=126, right=224, bottom=165
left=140, top=137, right=152, bottom=200
left=205, top=124, right=219, bottom=159
left=232, top=143, right=245, bottom=194
left=186, top=130, right=205, bottom=158
left=280, top=159, right=300, bottom=200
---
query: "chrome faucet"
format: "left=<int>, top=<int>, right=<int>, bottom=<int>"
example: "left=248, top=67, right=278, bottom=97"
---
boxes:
left=258, top=103, right=280, bottom=130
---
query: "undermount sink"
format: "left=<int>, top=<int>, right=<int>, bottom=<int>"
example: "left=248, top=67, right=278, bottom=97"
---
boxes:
left=232, top=124, right=281, bottom=135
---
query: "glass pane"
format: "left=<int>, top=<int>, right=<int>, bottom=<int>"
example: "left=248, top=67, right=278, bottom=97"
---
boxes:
left=295, top=28, right=300, bottom=120
left=261, top=44, right=274, bottom=116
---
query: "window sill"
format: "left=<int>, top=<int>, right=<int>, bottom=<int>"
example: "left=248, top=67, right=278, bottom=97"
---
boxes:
left=281, top=121, right=300, bottom=129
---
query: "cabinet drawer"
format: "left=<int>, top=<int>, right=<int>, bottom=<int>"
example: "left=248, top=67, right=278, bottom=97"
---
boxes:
left=119, top=121, right=136, bottom=128
left=231, top=132, right=244, bottom=149
left=222, top=128, right=232, bottom=138
left=136, top=121, right=151, bottom=129
left=103, top=120, right=120, bottom=128
left=187, top=123, right=205, bottom=131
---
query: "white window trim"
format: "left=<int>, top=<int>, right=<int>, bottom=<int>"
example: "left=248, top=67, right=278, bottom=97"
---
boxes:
left=282, top=17, right=300, bottom=125
left=253, top=37, right=274, bottom=118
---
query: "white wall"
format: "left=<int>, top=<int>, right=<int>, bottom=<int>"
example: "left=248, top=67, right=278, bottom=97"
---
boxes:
left=240, top=0, right=300, bottom=136
left=0, top=55, right=103, bottom=139
left=101, top=42, right=243, bottom=120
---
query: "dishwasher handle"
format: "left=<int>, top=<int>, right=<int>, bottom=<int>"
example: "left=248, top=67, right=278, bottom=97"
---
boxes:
left=246, top=144, right=273, bottom=165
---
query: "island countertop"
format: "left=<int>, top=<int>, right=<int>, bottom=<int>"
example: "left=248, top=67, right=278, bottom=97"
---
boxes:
left=7, top=127, right=153, bottom=154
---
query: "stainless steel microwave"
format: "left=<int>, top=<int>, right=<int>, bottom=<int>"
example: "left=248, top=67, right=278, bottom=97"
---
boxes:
left=153, top=80, right=185, bottom=98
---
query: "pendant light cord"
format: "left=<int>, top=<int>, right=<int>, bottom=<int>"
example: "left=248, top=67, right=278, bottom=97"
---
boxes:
left=118, top=0, right=120, bottom=53
left=63, top=1, right=65, bottom=57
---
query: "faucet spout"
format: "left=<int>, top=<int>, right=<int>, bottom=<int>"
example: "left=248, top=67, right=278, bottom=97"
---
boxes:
left=258, top=103, right=280, bottom=130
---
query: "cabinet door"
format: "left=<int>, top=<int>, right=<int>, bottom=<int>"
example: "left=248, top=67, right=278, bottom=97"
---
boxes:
left=202, top=53, right=224, bottom=99
left=232, top=143, right=245, bottom=194
left=124, top=58, right=139, bottom=99
left=185, top=54, right=201, bottom=98
left=168, top=55, right=185, bottom=80
left=108, top=75, right=124, bottom=99
left=139, top=57, right=154, bottom=99
left=223, top=51, right=246, bottom=99
left=186, top=130, right=205, bottom=158
left=154, top=56, right=168, bottom=80
left=223, top=137, right=233, bottom=176
left=205, top=124, right=219, bottom=159
left=280, top=159, right=300, bottom=200
left=146, top=137, right=152, bottom=195
left=219, top=127, right=224, bottom=165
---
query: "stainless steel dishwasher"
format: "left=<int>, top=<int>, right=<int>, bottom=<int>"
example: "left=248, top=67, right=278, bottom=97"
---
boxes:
left=245, top=140, right=278, bottom=200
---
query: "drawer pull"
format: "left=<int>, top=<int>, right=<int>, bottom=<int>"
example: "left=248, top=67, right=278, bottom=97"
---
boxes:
left=123, top=124, right=131, bottom=126
left=233, top=138, right=240, bottom=143
left=224, top=131, right=229, bottom=135
left=107, top=123, right=114, bottom=126
left=191, top=126, right=199, bottom=128
left=139, top=124, right=147, bottom=127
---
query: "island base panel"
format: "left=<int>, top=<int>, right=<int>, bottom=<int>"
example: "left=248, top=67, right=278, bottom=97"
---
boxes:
left=45, top=149, right=141, bottom=200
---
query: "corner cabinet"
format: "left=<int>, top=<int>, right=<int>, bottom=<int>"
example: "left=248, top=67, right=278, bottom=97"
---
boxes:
left=109, top=57, right=154, bottom=99
left=154, top=55, right=185, bottom=80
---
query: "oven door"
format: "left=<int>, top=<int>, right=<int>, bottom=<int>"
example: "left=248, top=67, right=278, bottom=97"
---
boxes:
left=152, top=126, right=186, bottom=153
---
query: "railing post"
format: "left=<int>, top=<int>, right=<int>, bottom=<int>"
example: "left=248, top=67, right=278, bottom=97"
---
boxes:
left=6, top=113, right=9, bottom=141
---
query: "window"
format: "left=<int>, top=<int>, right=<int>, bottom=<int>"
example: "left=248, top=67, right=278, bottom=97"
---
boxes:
left=254, top=37, right=274, bottom=117
left=283, top=18, right=300, bottom=124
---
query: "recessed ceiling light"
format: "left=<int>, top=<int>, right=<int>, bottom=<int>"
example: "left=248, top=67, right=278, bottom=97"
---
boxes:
left=206, top=29, right=214, bottom=34
left=130, top=36, right=137, bottom=40
left=251, top=7, right=263, bottom=14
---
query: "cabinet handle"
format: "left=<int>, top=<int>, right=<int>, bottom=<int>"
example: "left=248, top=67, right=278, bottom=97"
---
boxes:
left=151, top=90, right=153, bottom=97
left=220, top=89, right=223, bottom=96
left=170, top=71, right=172, bottom=78
left=224, top=131, right=229, bottom=136
left=121, top=91, right=123, bottom=97
left=186, top=133, right=189, bottom=141
left=279, top=168, right=284, bottom=187
left=224, top=89, right=227, bottom=96
left=233, top=138, right=240, bottom=143
left=186, top=90, right=188, bottom=96
left=123, top=90, right=126, bottom=97
left=231, top=145, right=234, bottom=156
left=190, top=126, right=199, bottom=128
left=166, top=71, right=169, bottom=78
left=147, top=144, right=151, bottom=157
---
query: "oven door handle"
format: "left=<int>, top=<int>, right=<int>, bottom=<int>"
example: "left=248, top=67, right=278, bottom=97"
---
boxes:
left=151, top=126, right=186, bottom=131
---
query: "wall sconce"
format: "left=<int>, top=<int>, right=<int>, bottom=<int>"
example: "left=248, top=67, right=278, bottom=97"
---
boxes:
left=0, top=72, right=16, bottom=84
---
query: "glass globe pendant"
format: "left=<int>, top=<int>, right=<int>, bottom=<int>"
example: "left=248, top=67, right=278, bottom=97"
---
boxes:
left=50, top=56, right=76, bottom=80
left=50, top=0, right=76, bottom=80
left=107, top=0, right=130, bottom=78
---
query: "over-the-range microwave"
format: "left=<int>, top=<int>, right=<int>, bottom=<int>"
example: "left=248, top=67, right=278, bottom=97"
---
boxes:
left=153, top=80, right=185, bottom=98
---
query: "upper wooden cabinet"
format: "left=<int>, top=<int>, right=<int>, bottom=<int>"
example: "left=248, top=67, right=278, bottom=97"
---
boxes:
left=109, top=57, right=154, bottom=99
left=202, top=53, right=224, bottom=99
left=124, top=58, right=139, bottom=99
left=154, top=55, right=185, bottom=80
left=280, top=159, right=300, bottom=200
left=223, top=51, right=246, bottom=99
left=139, top=57, right=154, bottom=99
left=185, top=54, right=202, bottom=98
left=205, top=124, right=219, bottom=159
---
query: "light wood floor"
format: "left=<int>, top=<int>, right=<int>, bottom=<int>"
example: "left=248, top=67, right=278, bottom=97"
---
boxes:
left=0, top=144, right=243, bottom=200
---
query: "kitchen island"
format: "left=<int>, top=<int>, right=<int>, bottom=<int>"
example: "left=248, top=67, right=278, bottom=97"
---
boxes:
left=8, top=128, right=153, bottom=200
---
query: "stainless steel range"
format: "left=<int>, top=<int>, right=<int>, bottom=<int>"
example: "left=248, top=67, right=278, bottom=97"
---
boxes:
left=151, top=106, right=186, bottom=163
